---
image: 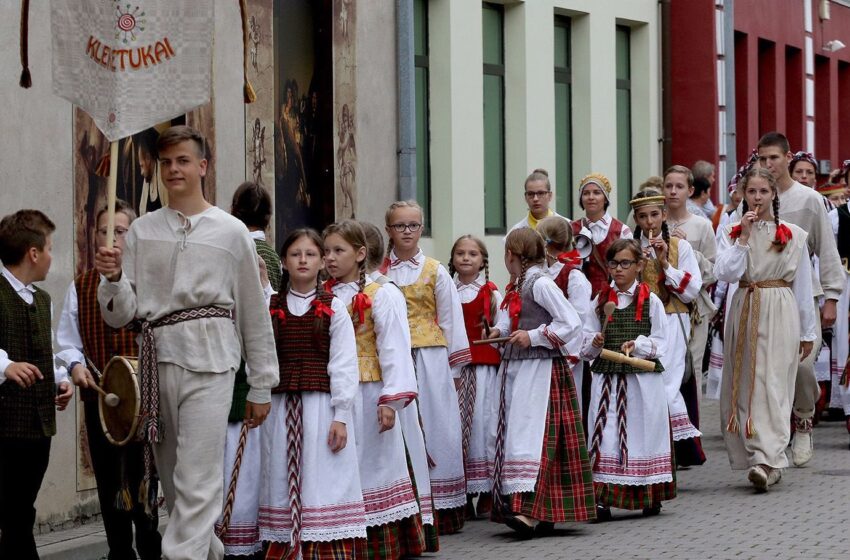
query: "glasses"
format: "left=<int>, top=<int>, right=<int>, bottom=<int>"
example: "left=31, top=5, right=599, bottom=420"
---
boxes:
left=389, top=223, right=422, bottom=233
left=97, top=227, right=129, bottom=238
left=607, top=259, right=636, bottom=270
left=525, top=190, right=551, bottom=200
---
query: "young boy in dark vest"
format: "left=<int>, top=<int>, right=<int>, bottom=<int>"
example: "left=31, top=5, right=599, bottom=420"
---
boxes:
left=56, top=200, right=161, bottom=559
left=0, top=209, right=73, bottom=559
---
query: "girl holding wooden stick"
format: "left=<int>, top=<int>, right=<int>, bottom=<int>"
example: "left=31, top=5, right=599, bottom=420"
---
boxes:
left=580, top=238, right=674, bottom=521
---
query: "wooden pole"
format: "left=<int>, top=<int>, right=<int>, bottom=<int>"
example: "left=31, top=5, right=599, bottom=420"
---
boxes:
left=106, top=141, right=119, bottom=249
left=598, top=349, right=657, bottom=372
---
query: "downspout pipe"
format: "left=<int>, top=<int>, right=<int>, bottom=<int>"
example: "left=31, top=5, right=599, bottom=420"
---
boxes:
left=724, top=0, right=737, bottom=194
left=397, top=0, right=417, bottom=201
left=660, top=0, right=673, bottom=169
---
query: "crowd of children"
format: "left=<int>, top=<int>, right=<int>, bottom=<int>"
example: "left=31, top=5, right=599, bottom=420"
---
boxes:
left=2, top=125, right=849, bottom=560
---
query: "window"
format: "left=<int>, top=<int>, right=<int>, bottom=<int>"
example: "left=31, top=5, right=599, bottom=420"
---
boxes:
left=615, top=25, right=632, bottom=220
left=413, top=0, right=431, bottom=231
left=554, top=16, right=572, bottom=214
left=483, top=3, right=506, bottom=233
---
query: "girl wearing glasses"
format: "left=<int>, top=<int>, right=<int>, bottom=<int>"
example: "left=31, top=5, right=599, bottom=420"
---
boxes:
left=507, top=169, right=565, bottom=234
left=485, top=227, right=594, bottom=537
left=580, top=238, right=674, bottom=521
left=715, top=168, right=815, bottom=491
left=382, top=201, right=471, bottom=536
left=630, top=190, right=706, bottom=469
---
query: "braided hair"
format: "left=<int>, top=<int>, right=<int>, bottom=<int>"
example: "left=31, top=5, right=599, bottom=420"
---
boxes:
left=504, top=227, right=546, bottom=293
left=449, top=234, right=497, bottom=321
left=740, top=167, right=787, bottom=252
left=278, top=228, right=328, bottom=338
left=322, top=220, right=369, bottom=326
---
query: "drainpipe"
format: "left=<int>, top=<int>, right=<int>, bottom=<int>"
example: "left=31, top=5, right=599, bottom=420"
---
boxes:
left=724, top=0, right=737, bottom=191
left=397, top=0, right=417, bottom=201
left=660, top=0, right=672, bottom=169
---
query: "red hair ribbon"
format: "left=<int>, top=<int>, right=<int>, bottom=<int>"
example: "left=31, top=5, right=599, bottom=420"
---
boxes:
left=323, top=278, right=339, bottom=294
left=729, top=224, right=743, bottom=240
left=500, top=284, right=522, bottom=331
left=557, top=250, right=582, bottom=266
left=269, top=306, right=287, bottom=324
left=605, top=288, right=618, bottom=323
left=351, top=292, right=372, bottom=324
left=379, top=256, right=391, bottom=275
left=480, top=281, right=498, bottom=324
left=634, top=283, right=650, bottom=322
left=311, top=298, right=335, bottom=319
left=774, top=223, right=792, bottom=246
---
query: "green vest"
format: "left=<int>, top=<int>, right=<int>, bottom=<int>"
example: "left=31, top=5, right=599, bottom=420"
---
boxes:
left=592, top=297, right=663, bottom=375
left=0, top=275, right=56, bottom=438
left=227, top=238, right=282, bottom=422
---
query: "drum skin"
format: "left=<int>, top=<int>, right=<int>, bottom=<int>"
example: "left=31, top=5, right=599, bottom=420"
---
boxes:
left=99, top=356, right=140, bottom=446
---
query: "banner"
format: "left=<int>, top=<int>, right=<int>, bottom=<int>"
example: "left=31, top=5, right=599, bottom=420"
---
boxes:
left=51, top=0, right=213, bottom=141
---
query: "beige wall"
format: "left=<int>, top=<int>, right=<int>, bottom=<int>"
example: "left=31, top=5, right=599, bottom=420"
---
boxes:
left=421, top=0, right=660, bottom=287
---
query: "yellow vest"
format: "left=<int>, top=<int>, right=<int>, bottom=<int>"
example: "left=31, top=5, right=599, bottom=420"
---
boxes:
left=400, top=257, right=448, bottom=349
left=350, top=282, right=382, bottom=383
left=642, top=236, right=691, bottom=314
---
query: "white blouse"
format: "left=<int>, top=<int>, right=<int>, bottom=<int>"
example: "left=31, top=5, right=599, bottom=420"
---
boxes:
left=493, top=264, right=583, bottom=361
left=331, top=279, right=418, bottom=410
left=547, top=262, right=595, bottom=334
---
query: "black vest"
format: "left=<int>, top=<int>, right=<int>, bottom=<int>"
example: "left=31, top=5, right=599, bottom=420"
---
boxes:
left=0, top=275, right=56, bottom=438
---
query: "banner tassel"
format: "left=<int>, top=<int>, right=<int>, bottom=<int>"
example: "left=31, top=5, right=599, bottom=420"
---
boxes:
left=239, top=0, right=257, bottom=104
left=19, top=0, right=31, bottom=88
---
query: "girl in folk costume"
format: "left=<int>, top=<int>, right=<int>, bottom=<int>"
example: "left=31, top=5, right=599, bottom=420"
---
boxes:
left=580, top=239, right=675, bottom=520
left=715, top=168, right=815, bottom=491
left=537, top=216, right=595, bottom=409
left=485, top=228, right=595, bottom=537
left=448, top=235, right=502, bottom=519
left=215, top=184, right=279, bottom=558
left=359, top=219, right=439, bottom=551
left=382, top=201, right=470, bottom=535
left=630, top=190, right=706, bottom=468
left=572, top=173, right=633, bottom=299
left=259, top=229, right=367, bottom=559
left=322, top=220, right=426, bottom=559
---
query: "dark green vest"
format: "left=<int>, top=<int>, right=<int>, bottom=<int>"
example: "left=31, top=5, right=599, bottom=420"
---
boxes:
left=227, top=239, right=281, bottom=422
left=592, top=297, right=663, bottom=375
left=0, top=275, right=56, bottom=438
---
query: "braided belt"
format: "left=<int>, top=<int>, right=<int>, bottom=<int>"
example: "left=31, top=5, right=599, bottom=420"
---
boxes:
left=589, top=372, right=628, bottom=470
left=727, top=280, right=791, bottom=438
left=137, top=305, right=232, bottom=516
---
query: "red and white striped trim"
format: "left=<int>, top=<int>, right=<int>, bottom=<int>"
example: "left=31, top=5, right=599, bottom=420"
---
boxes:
left=542, top=325, right=565, bottom=348
left=448, top=348, right=472, bottom=367
left=377, top=391, right=417, bottom=407
left=668, top=271, right=692, bottom=295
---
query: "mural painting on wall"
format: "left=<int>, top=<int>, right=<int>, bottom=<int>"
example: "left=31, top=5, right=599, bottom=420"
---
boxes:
left=333, top=0, right=357, bottom=219
left=274, top=0, right=335, bottom=242
left=71, top=105, right=215, bottom=490
left=246, top=0, right=275, bottom=243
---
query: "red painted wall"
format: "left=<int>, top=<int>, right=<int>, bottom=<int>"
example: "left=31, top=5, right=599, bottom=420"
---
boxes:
left=669, top=0, right=850, bottom=189
left=668, top=0, right=718, bottom=173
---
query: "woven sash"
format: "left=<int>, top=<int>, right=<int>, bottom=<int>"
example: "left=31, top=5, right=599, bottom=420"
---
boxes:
left=726, top=279, right=792, bottom=438
left=138, top=305, right=232, bottom=515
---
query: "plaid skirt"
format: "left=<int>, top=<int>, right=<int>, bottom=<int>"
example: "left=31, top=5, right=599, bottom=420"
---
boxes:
left=509, top=358, right=596, bottom=523
left=264, top=538, right=366, bottom=560
left=594, top=478, right=677, bottom=510
left=361, top=518, right=425, bottom=559
left=399, top=444, right=437, bottom=553
left=434, top=506, right=465, bottom=535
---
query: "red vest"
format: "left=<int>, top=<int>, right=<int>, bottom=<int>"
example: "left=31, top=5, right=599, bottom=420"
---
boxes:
left=270, top=291, right=333, bottom=394
left=461, top=285, right=501, bottom=366
left=75, top=269, right=139, bottom=402
left=553, top=262, right=582, bottom=300
left=572, top=218, right=624, bottom=299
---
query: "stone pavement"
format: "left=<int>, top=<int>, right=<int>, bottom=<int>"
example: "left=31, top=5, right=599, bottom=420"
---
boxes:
left=36, top=400, right=849, bottom=560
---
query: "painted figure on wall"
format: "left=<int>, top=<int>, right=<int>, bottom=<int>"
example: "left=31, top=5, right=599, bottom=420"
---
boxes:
left=337, top=103, right=356, bottom=218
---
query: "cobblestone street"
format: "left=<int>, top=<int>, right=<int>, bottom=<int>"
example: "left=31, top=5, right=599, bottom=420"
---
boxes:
left=438, top=400, right=850, bottom=560
left=36, top=400, right=850, bottom=560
